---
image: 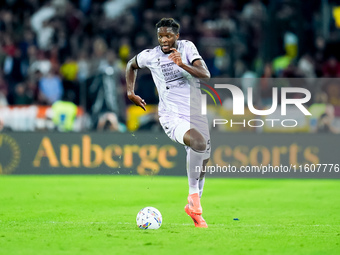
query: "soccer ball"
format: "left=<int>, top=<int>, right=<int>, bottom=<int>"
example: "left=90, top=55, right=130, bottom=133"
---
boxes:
left=136, top=207, right=162, bottom=230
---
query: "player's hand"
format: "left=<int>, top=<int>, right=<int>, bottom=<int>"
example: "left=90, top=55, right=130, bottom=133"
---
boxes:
left=128, top=94, right=146, bottom=111
left=168, top=48, right=183, bottom=67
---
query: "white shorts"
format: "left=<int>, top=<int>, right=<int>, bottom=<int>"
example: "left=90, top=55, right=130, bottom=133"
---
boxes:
left=159, top=115, right=211, bottom=159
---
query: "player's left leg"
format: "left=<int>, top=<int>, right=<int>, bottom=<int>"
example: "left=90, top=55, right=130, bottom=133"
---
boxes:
left=185, top=158, right=209, bottom=227
left=199, top=158, right=209, bottom=198
left=184, top=148, right=209, bottom=228
left=182, top=128, right=210, bottom=228
left=159, top=116, right=210, bottom=227
left=183, top=128, right=207, bottom=214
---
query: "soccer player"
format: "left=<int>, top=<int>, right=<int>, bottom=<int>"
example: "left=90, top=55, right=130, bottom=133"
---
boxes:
left=126, top=18, right=211, bottom=228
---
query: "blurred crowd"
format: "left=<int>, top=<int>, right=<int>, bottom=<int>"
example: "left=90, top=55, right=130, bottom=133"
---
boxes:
left=1, top=0, right=340, bottom=132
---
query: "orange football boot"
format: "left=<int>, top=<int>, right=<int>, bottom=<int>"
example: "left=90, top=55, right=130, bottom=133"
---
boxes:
left=187, top=193, right=202, bottom=215
left=184, top=204, right=208, bottom=228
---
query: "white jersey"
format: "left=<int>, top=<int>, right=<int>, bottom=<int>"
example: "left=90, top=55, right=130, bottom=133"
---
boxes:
left=136, top=40, right=204, bottom=118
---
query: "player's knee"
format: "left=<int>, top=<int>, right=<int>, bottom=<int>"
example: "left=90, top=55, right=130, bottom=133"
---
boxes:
left=191, top=138, right=206, bottom=152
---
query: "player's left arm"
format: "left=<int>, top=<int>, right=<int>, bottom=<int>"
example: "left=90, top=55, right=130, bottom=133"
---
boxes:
left=168, top=48, right=210, bottom=79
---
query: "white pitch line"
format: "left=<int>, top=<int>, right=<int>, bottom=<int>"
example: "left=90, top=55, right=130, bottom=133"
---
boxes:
left=1, top=221, right=339, bottom=227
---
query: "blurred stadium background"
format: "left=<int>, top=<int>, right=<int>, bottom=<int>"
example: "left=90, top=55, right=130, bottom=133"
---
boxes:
left=0, top=0, right=340, bottom=175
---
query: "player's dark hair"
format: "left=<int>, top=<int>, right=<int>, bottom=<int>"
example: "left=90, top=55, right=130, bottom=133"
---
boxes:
left=156, top=18, right=180, bottom=34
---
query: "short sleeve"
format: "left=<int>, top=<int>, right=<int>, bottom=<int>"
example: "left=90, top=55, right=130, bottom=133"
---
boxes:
left=136, top=49, right=151, bottom=69
left=185, top=41, right=202, bottom=64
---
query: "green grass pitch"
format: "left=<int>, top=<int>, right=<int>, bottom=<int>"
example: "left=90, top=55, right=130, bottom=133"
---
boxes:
left=0, top=175, right=339, bottom=255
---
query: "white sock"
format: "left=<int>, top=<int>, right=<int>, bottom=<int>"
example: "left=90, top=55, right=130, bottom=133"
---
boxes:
left=189, top=184, right=199, bottom=195
left=199, top=177, right=205, bottom=198
left=187, top=149, right=204, bottom=195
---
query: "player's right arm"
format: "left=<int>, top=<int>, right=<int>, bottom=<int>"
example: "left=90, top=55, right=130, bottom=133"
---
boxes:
left=126, top=56, right=146, bottom=111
